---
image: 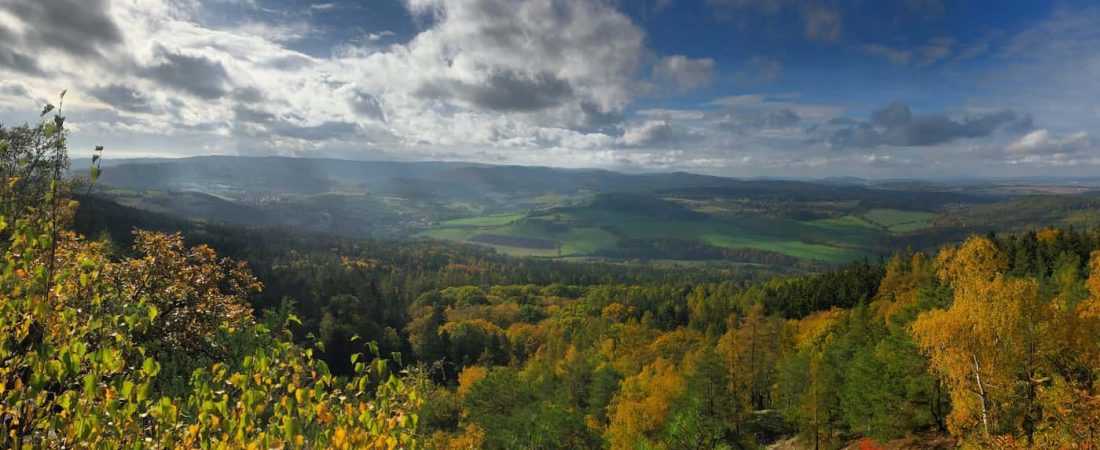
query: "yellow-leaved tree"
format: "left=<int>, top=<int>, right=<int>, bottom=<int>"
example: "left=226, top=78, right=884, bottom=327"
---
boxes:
left=912, top=236, right=1100, bottom=447
left=605, top=358, right=683, bottom=449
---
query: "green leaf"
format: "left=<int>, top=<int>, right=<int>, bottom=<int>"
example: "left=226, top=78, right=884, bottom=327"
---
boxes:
left=137, top=382, right=152, bottom=402
left=41, top=103, right=55, bottom=117
left=142, top=357, right=159, bottom=377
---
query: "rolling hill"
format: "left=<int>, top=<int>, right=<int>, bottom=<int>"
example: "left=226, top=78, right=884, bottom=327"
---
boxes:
left=80, top=155, right=1100, bottom=268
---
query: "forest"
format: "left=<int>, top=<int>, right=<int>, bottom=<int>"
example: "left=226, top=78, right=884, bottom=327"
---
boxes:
left=2, top=102, right=1099, bottom=449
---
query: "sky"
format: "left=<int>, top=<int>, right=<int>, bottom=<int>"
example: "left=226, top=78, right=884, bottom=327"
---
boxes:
left=0, top=0, right=1098, bottom=178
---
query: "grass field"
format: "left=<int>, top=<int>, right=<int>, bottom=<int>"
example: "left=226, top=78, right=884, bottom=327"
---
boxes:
left=418, top=219, right=618, bottom=257
left=439, top=213, right=524, bottom=227
left=862, top=209, right=935, bottom=233
left=417, top=204, right=933, bottom=264
left=537, top=209, right=875, bottom=264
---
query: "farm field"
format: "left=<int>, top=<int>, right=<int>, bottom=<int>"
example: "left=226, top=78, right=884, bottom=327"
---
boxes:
left=438, top=213, right=525, bottom=227
left=415, top=201, right=943, bottom=265
left=861, top=209, right=935, bottom=233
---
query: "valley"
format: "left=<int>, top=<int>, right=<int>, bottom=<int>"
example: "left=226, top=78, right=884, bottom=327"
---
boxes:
left=84, top=155, right=1100, bottom=270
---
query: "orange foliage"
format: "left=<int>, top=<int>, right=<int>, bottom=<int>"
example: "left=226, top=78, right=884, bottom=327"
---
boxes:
left=794, top=308, right=846, bottom=350
left=606, top=358, right=683, bottom=450
left=1036, top=228, right=1061, bottom=244
left=456, top=366, right=488, bottom=398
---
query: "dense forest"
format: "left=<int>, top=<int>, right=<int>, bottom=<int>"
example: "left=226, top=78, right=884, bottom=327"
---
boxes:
left=3, top=102, right=1099, bottom=448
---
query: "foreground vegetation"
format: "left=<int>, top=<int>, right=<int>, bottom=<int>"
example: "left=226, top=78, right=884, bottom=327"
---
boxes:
left=1, top=103, right=420, bottom=448
left=4, top=101, right=1099, bottom=448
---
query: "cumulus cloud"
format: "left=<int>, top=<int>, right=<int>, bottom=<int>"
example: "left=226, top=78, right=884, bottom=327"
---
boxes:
left=829, top=102, right=1032, bottom=148
left=419, top=69, right=575, bottom=112
left=719, top=109, right=801, bottom=131
left=622, top=120, right=689, bottom=146
left=0, top=0, right=658, bottom=160
left=402, top=0, right=644, bottom=117
left=1, top=0, right=1091, bottom=178
left=1002, top=130, right=1099, bottom=166
left=0, top=83, right=29, bottom=98
left=0, top=0, right=122, bottom=58
left=141, top=51, right=232, bottom=100
left=654, top=55, right=716, bottom=91
left=89, top=84, right=154, bottom=113
left=1007, top=130, right=1096, bottom=155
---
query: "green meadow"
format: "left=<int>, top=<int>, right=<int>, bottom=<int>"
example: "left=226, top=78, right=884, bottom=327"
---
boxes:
left=415, top=202, right=943, bottom=264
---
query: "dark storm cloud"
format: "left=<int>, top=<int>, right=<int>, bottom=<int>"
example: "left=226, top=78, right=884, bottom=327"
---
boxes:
left=0, top=49, right=41, bottom=75
left=417, top=69, right=574, bottom=112
left=830, top=102, right=1032, bottom=147
left=90, top=84, right=153, bottom=112
left=580, top=102, right=624, bottom=127
left=464, top=70, right=574, bottom=112
left=0, top=26, right=41, bottom=74
left=0, top=0, right=122, bottom=58
left=233, top=105, right=277, bottom=124
left=233, top=105, right=359, bottom=141
left=870, top=102, right=911, bottom=127
left=142, top=52, right=232, bottom=100
left=0, top=83, right=29, bottom=97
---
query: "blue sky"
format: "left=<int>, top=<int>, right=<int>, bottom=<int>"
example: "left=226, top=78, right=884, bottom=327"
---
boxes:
left=1, top=0, right=1098, bottom=178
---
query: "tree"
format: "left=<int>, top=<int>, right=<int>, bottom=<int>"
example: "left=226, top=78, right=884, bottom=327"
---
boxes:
left=0, top=101, right=423, bottom=448
left=719, top=302, right=781, bottom=411
left=912, top=237, right=1058, bottom=444
left=606, top=358, right=683, bottom=450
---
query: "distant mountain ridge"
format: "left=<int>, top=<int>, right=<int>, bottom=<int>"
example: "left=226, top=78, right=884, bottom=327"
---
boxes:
left=83, top=155, right=739, bottom=201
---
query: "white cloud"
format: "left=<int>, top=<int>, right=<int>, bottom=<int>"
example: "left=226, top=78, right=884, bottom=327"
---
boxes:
left=308, top=3, right=337, bottom=12
left=0, top=0, right=653, bottom=162
left=1007, top=129, right=1095, bottom=155
left=622, top=120, right=679, bottom=146
left=653, top=55, right=715, bottom=91
left=3, top=0, right=1097, bottom=178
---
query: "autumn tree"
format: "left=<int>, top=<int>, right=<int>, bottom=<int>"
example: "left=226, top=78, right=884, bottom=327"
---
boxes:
left=0, top=100, right=424, bottom=448
left=606, top=358, right=684, bottom=449
left=719, top=302, right=781, bottom=411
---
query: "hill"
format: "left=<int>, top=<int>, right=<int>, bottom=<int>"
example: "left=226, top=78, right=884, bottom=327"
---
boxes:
left=83, top=155, right=1100, bottom=268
